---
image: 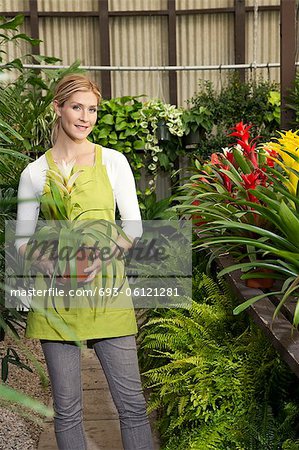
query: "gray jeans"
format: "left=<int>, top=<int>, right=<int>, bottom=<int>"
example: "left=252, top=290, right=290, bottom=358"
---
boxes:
left=41, top=335, right=154, bottom=450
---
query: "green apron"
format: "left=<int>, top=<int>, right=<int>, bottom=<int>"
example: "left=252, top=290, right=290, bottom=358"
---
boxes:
left=25, top=145, right=138, bottom=340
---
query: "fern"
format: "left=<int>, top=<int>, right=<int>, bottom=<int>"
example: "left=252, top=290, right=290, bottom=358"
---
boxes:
left=139, top=273, right=299, bottom=449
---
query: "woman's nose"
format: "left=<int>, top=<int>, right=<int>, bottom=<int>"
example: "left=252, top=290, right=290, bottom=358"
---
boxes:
left=80, top=109, right=88, bottom=122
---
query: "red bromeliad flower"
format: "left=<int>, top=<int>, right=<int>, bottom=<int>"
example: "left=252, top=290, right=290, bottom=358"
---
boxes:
left=191, top=122, right=273, bottom=220
left=241, top=169, right=267, bottom=202
left=191, top=199, right=205, bottom=226
left=229, top=122, right=260, bottom=168
left=264, top=147, right=278, bottom=168
left=211, top=153, right=233, bottom=192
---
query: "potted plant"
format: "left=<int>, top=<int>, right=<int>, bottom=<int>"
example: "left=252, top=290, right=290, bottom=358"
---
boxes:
left=176, top=122, right=276, bottom=232
left=139, top=99, right=185, bottom=176
left=175, top=122, right=284, bottom=290
left=182, top=105, right=213, bottom=148
left=24, top=159, right=128, bottom=292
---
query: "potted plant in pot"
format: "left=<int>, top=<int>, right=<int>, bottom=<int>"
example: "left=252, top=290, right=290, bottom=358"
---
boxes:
left=140, top=98, right=185, bottom=176
left=24, top=159, right=128, bottom=293
left=182, top=105, right=213, bottom=148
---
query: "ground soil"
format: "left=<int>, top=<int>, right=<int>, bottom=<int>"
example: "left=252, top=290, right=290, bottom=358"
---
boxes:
left=0, top=323, right=51, bottom=450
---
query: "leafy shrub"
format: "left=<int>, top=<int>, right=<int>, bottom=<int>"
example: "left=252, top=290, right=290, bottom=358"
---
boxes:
left=189, top=73, right=280, bottom=160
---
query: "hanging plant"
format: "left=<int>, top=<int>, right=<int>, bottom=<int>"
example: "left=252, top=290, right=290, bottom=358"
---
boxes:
left=140, top=99, right=185, bottom=176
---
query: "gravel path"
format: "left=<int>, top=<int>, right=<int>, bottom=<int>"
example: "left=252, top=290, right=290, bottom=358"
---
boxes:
left=0, top=326, right=51, bottom=450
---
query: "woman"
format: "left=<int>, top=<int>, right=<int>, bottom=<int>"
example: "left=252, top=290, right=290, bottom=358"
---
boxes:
left=15, top=74, right=154, bottom=450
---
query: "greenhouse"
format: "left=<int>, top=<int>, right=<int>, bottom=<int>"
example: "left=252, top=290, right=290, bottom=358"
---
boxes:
left=1, top=1, right=299, bottom=450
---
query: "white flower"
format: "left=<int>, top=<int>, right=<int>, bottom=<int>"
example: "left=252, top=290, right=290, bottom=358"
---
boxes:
left=222, top=147, right=230, bottom=156
left=49, top=159, right=83, bottom=194
left=56, top=159, right=76, bottom=180
left=153, top=156, right=158, bottom=162
left=235, top=144, right=243, bottom=153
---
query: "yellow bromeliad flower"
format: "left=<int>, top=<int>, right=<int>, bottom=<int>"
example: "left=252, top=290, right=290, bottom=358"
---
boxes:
left=264, top=130, right=299, bottom=195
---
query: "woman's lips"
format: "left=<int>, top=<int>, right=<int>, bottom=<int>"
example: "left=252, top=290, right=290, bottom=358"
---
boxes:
left=75, top=124, right=89, bottom=131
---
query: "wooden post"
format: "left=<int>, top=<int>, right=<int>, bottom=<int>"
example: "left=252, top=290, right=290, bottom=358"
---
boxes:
left=98, top=0, right=111, bottom=99
left=168, top=0, right=177, bottom=105
left=29, top=0, right=40, bottom=55
left=234, top=0, right=245, bottom=81
left=280, top=0, right=296, bottom=129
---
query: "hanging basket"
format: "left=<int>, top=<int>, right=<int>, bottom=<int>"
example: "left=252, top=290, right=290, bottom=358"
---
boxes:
left=183, top=128, right=205, bottom=148
left=156, top=120, right=171, bottom=142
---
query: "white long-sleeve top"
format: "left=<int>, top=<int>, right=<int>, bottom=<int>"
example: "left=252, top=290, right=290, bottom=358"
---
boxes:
left=15, top=146, right=142, bottom=251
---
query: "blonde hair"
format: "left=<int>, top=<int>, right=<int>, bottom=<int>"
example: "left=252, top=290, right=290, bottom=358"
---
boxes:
left=51, top=74, right=101, bottom=145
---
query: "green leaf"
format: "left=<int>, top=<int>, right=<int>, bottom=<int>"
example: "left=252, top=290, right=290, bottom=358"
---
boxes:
left=0, top=384, right=53, bottom=417
left=11, top=34, right=41, bottom=45
left=100, top=114, right=114, bottom=125
left=279, top=201, right=299, bottom=246
left=233, top=291, right=281, bottom=315
left=133, top=140, right=145, bottom=150
left=293, top=300, right=299, bottom=328
left=0, top=15, right=24, bottom=30
left=232, top=148, right=252, bottom=174
left=115, top=120, right=127, bottom=131
left=158, top=153, right=169, bottom=169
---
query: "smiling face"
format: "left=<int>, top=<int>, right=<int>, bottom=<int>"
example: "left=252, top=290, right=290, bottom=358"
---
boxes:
left=54, top=90, right=98, bottom=143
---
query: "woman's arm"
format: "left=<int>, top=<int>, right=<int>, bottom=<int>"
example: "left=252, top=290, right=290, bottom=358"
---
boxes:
left=15, top=165, right=41, bottom=254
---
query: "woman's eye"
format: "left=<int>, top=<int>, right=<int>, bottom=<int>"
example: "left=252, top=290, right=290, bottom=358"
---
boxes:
left=73, top=105, right=81, bottom=110
left=89, top=108, right=97, bottom=113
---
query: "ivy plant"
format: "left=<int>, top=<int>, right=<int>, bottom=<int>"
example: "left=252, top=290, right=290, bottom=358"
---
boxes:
left=92, top=96, right=186, bottom=190
left=91, top=96, right=146, bottom=180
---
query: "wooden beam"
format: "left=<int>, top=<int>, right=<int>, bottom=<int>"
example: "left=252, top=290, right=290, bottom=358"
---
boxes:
left=167, top=0, right=177, bottom=105
left=0, top=5, right=281, bottom=18
left=217, top=254, right=299, bottom=379
left=98, top=0, right=111, bottom=99
left=280, top=0, right=296, bottom=129
left=234, top=0, right=246, bottom=81
left=29, top=0, right=40, bottom=55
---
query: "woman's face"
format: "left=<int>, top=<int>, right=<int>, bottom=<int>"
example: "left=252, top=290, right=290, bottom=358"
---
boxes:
left=54, top=90, right=98, bottom=143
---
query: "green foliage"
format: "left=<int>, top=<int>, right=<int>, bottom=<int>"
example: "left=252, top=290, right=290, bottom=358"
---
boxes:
left=1, top=346, right=33, bottom=382
left=91, top=96, right=146, bottom=180
left=286, top=71, right=299, bottom=126
left=182, top=105, right=213, bottom=135
left=138, top=192, right=175, bottom=220
left=190, top=74, right=280, bottom=159
left=92, top=96, right=186, bottom=191
left=139, top=272, right=299, bottom=449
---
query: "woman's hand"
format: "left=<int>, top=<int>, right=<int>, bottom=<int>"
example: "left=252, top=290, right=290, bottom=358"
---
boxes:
left=19, top=243, right=55, bottom=278
left=83, top=236, right=132, bottom=283
left=83, top=255, right=102, bottom=283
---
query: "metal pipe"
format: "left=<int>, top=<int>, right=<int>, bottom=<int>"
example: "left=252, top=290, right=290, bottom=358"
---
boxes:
left=0, top=62, right=285, bottom=71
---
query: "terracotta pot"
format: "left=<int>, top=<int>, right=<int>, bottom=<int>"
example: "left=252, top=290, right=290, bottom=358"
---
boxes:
left=60, top=247, right=96, bottom=284
left=245, top=269, right=274, bottom=289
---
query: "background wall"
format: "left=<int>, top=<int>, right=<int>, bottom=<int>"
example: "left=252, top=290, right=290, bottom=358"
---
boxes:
left=0, top=0, right=281, bottom=106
